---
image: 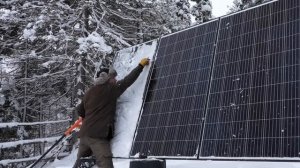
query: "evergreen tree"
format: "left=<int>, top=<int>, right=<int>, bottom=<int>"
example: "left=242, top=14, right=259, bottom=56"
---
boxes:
left=229, top=0, right=271, bottom=12
left=71, top=0, right=192, bottom=104
left=0, top=1, right=78, bottom=165
left=0, top=0, right=195, bottom=166
left=191, top=0, right=212, bottom=24
left=175, top=0, right=191, bottom=21
left=154, top=0, right=191, bottom=33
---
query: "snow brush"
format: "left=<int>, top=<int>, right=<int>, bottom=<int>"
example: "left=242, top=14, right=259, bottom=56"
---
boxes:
left=29, top=117, right=82, bottom=168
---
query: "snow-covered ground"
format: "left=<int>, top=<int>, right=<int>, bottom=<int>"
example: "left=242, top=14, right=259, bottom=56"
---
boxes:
left=46, top=148, right=300, bottom=168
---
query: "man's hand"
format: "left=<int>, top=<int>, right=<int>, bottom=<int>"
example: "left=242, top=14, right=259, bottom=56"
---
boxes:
left=139, top=58, right=150, bottom=67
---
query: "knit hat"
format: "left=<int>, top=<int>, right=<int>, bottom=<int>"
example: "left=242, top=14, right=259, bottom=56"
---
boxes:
left=94, top=66, right=117, bottom=85
left=96, top=66, right=117, bottom=77
left=108, top=66, right=117, bottom=77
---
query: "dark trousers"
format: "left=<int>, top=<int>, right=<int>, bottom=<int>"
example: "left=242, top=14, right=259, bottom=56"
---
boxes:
left=73, top=136, right=114, bottom=168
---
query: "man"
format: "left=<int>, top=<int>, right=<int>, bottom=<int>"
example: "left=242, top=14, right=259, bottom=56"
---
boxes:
left=74, top=58, right=150, bottom=168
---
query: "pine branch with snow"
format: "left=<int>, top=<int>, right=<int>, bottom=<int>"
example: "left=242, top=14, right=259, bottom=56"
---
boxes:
left=229, top=0, right=272, bottom=13
left=191, top=0, right=212, bottom=24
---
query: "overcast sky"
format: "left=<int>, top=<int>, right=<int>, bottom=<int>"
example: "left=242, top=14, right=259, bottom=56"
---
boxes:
left=211, top=0, right=234, bottom=17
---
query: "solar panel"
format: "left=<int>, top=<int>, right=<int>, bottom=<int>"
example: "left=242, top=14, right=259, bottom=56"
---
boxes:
left=200, top=0, right=300, bottom=157
left=131, top=20, right=219, bottom=156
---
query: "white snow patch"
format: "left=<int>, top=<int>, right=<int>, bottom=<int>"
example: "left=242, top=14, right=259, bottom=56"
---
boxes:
left=46, top=148, right=78, bottom=168
left=202, top=4, right=212, bottom=12
left=0, top=119, right=70, bottom=128
left=41, top=60, right=56, bottom=68
left=178, top=9, right=184, bottom=15
left=111, top=40, right=158, bottom=157
left=0, top=156, right=40, bottom=166
left=22, top=15, right=46, bottom=41
left=0, top=94, right=5, bottom=105
left=42, top=34, right=59, bottom=41
left=166, top=160, right=300, bottom=168
left=233, top=78, right=240, bottom=81
left=76, top=32, right=112, bottom=54
left=23, top=27, right=37, bottom=41
left=46, top=157, right=300, bottom=168
left=0, top=9, right=17, bottom=20
left=0, top=136, right=61, bottom=148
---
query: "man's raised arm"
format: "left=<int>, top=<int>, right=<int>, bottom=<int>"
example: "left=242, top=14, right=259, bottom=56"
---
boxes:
left=115, top=58, right=150, bottom=96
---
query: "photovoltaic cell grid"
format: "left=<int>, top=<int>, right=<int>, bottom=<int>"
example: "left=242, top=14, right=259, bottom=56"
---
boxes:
left=131, top=20, right=219, bottom=156
left=200, top=0, right=300, bottom=157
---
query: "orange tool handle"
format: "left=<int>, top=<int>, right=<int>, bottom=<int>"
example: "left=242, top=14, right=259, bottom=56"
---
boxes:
left=64, top=117, right=82, bottom=136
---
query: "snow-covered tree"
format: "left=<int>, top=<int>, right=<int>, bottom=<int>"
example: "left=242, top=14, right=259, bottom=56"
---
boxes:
left=1, top=0, right=77, bottom=121
left=0, top=64, right=16, bottom=122
left=229, top=0, right=272, bottom=12
left=73, top=0, right=190, bottom=48
left=0, top=1, right=78, bottom=165
left=176, top=0, right=191, bottom=21
left=191, top=0, right=212, bottom=24
left=153, top=0, right=191, bottom=33
left=0, top=0, right=195, bottom=166
left=71, top=0, right=192, bottom=102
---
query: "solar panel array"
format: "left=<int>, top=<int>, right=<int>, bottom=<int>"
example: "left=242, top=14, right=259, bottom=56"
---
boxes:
left=131, top=0, right=300, bottom=158
left=131, top=20, right=219, bottom=156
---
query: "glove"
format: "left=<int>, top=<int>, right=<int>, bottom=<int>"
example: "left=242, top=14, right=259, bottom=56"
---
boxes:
left=139, top=58, right=150, bottom=67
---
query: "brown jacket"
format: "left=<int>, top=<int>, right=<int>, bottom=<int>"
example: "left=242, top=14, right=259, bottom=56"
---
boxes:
left=77, top=65, right=144, bottom=139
